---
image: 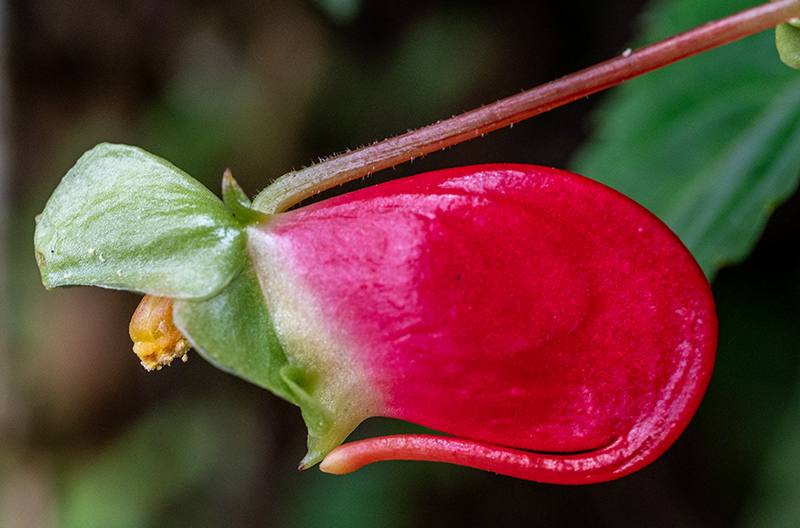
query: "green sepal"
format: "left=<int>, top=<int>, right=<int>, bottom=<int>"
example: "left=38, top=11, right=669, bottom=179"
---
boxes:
left=777, top=20, right=800, bottom=69
left=34, top=143, right=245, bottom=299
left=221, top=169, right=271, bottom=226
left=284, top=361, right=369, bottom=467
left=278, top=363, right=362, bottom=468
left=174, top=258, right=365, bottom=468
left=173, top=265, right=300, bottom=405
left=173, top=262, right=346, bottom=465
left=279, top=364, right=343, bottom=465
left=279, top=365, right=332, bottom=433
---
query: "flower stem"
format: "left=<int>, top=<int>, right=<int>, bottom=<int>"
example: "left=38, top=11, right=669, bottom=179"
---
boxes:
left=253, top=0, right=800, bottom=214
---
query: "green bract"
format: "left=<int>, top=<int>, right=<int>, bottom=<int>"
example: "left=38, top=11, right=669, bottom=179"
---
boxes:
left=34, top=143, right=246, bottom=299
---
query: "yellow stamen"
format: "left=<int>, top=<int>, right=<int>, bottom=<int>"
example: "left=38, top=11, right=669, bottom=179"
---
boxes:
left=129, top=295, right=191, bottom=371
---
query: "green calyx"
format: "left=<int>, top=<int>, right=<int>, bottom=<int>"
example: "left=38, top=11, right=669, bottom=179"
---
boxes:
left=34, top=143, right=366, bottom=467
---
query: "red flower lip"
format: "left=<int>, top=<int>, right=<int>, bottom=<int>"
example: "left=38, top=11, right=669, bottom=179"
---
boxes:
left=248, top=164, right=717, bottom=483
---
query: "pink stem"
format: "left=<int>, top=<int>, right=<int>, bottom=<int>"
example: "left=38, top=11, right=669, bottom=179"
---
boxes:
left=319, top=434, right=650, bottom=485
left=256, top=0, right=800, bottom=213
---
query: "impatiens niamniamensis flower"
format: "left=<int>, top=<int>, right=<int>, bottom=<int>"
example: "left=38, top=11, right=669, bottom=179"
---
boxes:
left=34, top=144, right=716, bottom=484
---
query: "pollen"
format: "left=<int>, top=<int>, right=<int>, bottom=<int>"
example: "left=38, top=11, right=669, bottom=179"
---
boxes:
left=129, top=295, right=191, bottom=371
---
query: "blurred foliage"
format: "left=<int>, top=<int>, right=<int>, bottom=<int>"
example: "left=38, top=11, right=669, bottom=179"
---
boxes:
left=3, top=0, right=800, bottom=527
left=741, top=383, right=800, bottom=527
left=311, top=0, right=363, bottom=24
left=57, top=397, right=267, bottom=528
left=573, top=0, right=800, bottom=278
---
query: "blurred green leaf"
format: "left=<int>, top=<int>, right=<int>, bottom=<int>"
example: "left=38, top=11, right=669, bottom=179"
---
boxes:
left=34, top=144, right=245, bottom=298
left=740, top=383, right=800, bottom=527
left=312, top=0, right=362, bottom=24
left=311, top=7, right=497, bottom=144
left=572, top=0, right=800, bottom=279
left=57, top=398, right=264, bottom=528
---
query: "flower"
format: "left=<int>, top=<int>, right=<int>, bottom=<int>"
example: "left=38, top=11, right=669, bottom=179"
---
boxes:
left=34, top=144, right=716, bottom=484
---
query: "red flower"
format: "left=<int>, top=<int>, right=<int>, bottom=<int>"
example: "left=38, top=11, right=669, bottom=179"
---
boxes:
left=246, top=164, right=717, bottom=484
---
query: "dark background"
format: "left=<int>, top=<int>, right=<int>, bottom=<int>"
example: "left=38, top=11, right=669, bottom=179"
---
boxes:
left=2, top=1, right=799, bottom=527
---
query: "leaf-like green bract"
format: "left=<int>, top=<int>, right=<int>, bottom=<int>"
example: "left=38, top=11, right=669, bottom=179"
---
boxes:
left=572, top=0, right=800, bottom=279
left=34, top=143, right=246, bottom=299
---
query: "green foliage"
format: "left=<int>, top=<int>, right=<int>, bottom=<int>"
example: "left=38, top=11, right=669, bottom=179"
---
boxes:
left=56, top=398, right=265, bottom=528
left=312, top=0, right=363, bottom=24
left=572, top=0, right=800, bottom=279
left=741, top=388, right=800, bottom=527
left=34, top=144, right=246, bottom=299
left=310, top=6, right=497, bottom=145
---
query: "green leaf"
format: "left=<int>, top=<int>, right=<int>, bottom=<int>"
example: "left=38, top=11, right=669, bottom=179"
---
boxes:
left=777, top=20, right=800, bottom=69
left=34, top=143, right=245, bottom=298
left=571, top=0, right=800, bottom=279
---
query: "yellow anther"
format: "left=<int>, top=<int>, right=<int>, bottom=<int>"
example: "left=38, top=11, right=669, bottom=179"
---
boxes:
left=129, top=295, right=191, bottom=371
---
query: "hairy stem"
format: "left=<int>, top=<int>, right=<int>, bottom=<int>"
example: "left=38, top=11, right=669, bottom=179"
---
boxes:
left=253, top=0, right=800, bottom=214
